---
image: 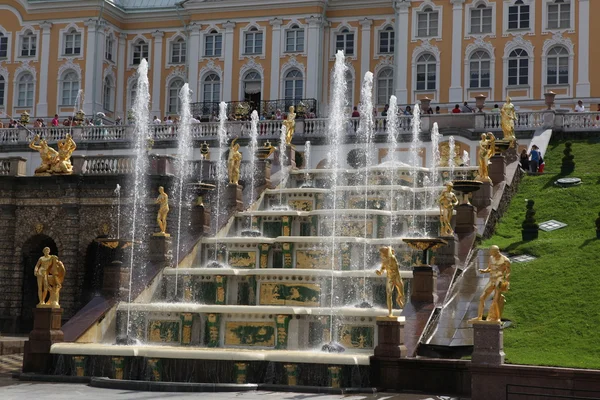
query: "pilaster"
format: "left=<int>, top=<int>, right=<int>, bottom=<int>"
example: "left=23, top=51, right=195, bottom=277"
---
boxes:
left=306, top=16, right=323, bottom=102
left=359, top=18, right=372, bottom=86
left=449, top=0, right=466, bottom=102
left=576, top=0, right=591, bottom=97
left=151, top=30, right=164, bottom=116
left=116, top=34, right=126, bottom=118
left=36, top=21, right=52, bottom=117
left=188, top=24, right=201, bottom=103
left=393, top=1, right=410, bottom=104
left=269, top=18, right=282, bottom=100
left=223, top=21, right=236, bottom=102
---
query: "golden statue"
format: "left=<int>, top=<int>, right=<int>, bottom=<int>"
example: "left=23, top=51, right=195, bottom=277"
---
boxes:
left=34, top=247, right=66, bottom=308
left=376, top=246, right=405, bottom=317
left=438, top=182, right=459, bottom=237
left=476, top=132, right=496, bottom=182
left=283, top=106, right=296, bottom=145
left=228, top=138, right=242, bottom=185
left=154, top=186, right=170, bottom=236
left=29, top=135, right=59, bottom=175
left=53, top=134, right=77, bottom=174
left=472, top=245, right=511, bottom=323
left=500, top=96, right=517, bottom=143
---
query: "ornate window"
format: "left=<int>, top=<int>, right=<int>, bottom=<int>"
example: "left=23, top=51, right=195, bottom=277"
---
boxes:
left=203, top=73, right=221, bottom=103
left=132, top=39, right=149, bottom=65
left=285, top=24, right=304, bottom=53
left=547, top=0, right=570, bottom=30
left=335, top=28, right=354, bottom=56
left=61, top=71, right=80, bottom=106
left=244, top=27, right=263, bottom=55
left=205, top=30, right=222, bottom=57
left=63, top=28, right=82, bottom=56
left=284, top=69, right=303, bottom=100
left=170, top=37, right=186, bottom=64
left=508, top=0, right=530, bottom=30
left=470, top=3, right=493, bottom=34
left=168, top=79, right=184, bottom=114
left=469, top=50, right=491, bottom=88
left=18, top=73, right=34, bottom=107
left=416, top=54, right=436, bottom=90
left=546, top=46, right=569, bottom=85
left=20, top=30, right=37, bottom=57
left=508, top=49, right=528, bottom=86
left=105, top=34, right=114, bottom=61
left=0, top=33, right=7, bottom=59
left=0, top=75, right=5, bottom=106
left=417, top=6, right=439, bottom=38
left=376, top=68, right=394, bottom=105
left=103, top=76, right=113, bottom=111
left=379, top=26, right=394, bottom=54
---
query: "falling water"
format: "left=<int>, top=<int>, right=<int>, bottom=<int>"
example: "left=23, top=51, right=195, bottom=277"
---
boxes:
left=448, top=136, right=456, bottom=179
left=304, top=141, right=311, bottom=183
left=126, top=58, right=151, bottom=338
left=357, top=72, right=374, bottom=300
left=462, top=150, right=470, bottom=166
left=173, top=83, right=193, bottom=294
left=409, top=104, right=422, bottom=235
left=386, top=95, right=399, bottom=237
left=278, top=125, right=288, bottom=207
left=69, top=89, right=84, bottom=137
left=249, top=111, right=259, bottom=200
left=213, top=102, right=228, bottom=261
left=326, top=51, right=349, bottom=338
left=429, top=122, right=442, bottom=214
left=114, top=184, right=121, bottom=239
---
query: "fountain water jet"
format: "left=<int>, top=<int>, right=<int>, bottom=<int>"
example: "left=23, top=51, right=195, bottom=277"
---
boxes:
left=386, top=95, right=399, bottom=238
left=249, top=110, right=259, bottom=200
left=213, top=102, right=228, bottom=263
left=448, top=136, right=456, bottom=179
left=302, top=141, right=311, bottom=187
left=409, top=104, right=422, bottom=236
left=278, top=125, right=288, bottom=208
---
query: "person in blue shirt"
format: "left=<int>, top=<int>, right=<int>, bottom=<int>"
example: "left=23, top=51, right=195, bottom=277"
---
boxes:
left=529, top=145, right=541, bottom=173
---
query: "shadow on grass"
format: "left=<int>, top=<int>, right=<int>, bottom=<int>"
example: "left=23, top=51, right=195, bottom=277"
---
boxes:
left=541, top=172, right=566, bottom=189
left=578, top=237, right=598, bottom=249
left=502, top=240, right=528, bottom=254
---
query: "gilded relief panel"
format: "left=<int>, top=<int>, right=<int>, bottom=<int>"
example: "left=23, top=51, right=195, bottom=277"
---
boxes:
left=296, top=249, right=330, bottom=269
left=225, top=322, right=276, bottom=347
left=148, top=320, right=180, bottom=343
left=288, top=199, right=313, bottom=211
left=339, top=325, right=374, bottom=349
left=259, top=282, right=321, bottom=306
left=228, top=251, right=256, bottom=268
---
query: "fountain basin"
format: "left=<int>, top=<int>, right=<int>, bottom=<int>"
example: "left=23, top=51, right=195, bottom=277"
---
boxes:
left=452, top=179, right=483, bottom=205
left=403, top=237, right=448, bottom=266
left=493, top=139, right=514, bottom=155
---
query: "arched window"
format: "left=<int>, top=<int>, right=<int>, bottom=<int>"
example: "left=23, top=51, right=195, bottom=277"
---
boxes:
left=18, top=73, right=34, bottom=107
left=285, top=24, right=304, bottom=53
left=377, top=68, right=394, bottom=105
left=64, top=27, right=82, bottom=56
left=469, top=50, right=491, bottom=88
left=244, top=27, right=263, bottom=55
left=284, top=69, right=303, bottom=100
left=243, top=71, right=261, bottom=95
left=546, top=46, right=569, bottom=85
left=103, top=76, right=113, bottom=111
left=203, top=73, right=221, bottom=103
left=61, top=71, right=79, bottom=106
left=417, top=6, right=439, bottom=37
left=168, top=78, right=184, bottom=114
left=508, top=49, right=528, bottom=86
left=0, top=75, right=5, bottom=106
left=132, top=39, right=148, bottom=65
left=416, top=53, right=436, bottom=90
left=379, top=26, right=394, bottom=54
left=335, top=28, right=354, bottom=55
left=21, top=30, right=36, bottom=57
left=470, top=3, right=492, bottom=34
left=171, top=37, right=186, bottom=64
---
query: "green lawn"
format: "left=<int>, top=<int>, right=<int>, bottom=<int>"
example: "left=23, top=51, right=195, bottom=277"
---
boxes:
left=481, top=139, right=600, bottom=369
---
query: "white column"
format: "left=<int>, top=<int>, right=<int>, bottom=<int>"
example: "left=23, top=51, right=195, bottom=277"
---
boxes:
left=116, top=34, right=126, bottom=118
left=188, top=24, right=201, bottom=103
left=449, top=0, right=465, bottom=102
left=269, top=18, right=282, bottom=100
left=36, top=21, right=52, bottom=117
left=393, top=0, right=410, bottom=104
left=359, top=18, right=372, bottom=85
left=151, top=30, right=163, bottom=116
left=222, top=21, right=236, bottom=102
left=83, top=19, right=97, bottom=115
left=94, top=24, right=106, bottom=113
left=306, top=16, right=323, bottom=102
left=576, top=0, right=590, bottom=98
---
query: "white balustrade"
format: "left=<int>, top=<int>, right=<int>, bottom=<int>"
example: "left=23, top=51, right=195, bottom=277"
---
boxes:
left=563, top=112, right=600, bottom=130
left=81, top=155, right=136, bottom=175
left=0, top=159, right=10, bottom=175
left=0, top=128, right=19, bottom=143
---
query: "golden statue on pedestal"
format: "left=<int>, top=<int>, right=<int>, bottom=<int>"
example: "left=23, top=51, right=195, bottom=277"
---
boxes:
left=476, top=132, right=496, bottom=182
left=472, top=245, right=511, bottom=323
left=228, top=138, right=242, bottom=185
left=376, top=246, right=405, bottom=317
left=438, top=182, right=459, bottom=237
left=29, top=136, right=59, bottom=175
left=154, top=186, right=170, bottom=237
left=500, top=96, right=517, bottom=143
left=53, top=134, right=77, bottom=174
left=34, top=247, right=66, bottom=308
left=283, top=106, right=296, bottom=145
left=29, top=134, right=77, bottom=175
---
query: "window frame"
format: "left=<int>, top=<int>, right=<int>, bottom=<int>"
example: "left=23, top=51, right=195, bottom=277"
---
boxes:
left=167, top=78, right=185, bottom=115
left=283, top=69, right=304, bottom=100
left=376, top=68, right=394, bottom=106
left=411, top=2, right=443, bottom=42
left=0, top=33, right=9, bottom=60
left=20, top=31, right=37, bottom=58
left=378, top=26, right=395, bottom=55
left=129, top=36, right=150, bottom=68
left=285, top=24, right=305, bottom=53
left=204, top=30, right=223, bottom=58
left=545, top=46, right=569, bottom=85
left=202, top=73, right=221, bottom=103
left=502, top=0, right=535, bottom=36
left=335, top=28, right=355, bottom=56
left=0, top=75, right=6, bottom=107
left=469, top=50, right=492, bottom=89
left=507, top=48, right=529, bottom=87
left=103, top=76, right=114, bottom=112
left=415, top=53, right=437, bottom=91
left=170, top=36, right=187, bottom=65
left=546, top=0, right=571, bottom=30
left=60, top=70, right=80, bottom=107
left=244, top=27, right=264, bottom=55
left=416, top=6, right=439, bottom=38
left=63, top=28, right=82, bottom=56
left=17, top=73, right=35, bottom=108
left=105, top=34, right=114, bottom=62
left=469, top=3, right=493, bottom=35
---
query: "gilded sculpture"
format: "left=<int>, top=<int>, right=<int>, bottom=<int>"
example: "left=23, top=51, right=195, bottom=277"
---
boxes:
left=476, top=132, right=496, bottom=182
left=283, top=106, right=296, bottom=145
left=29, top=134, right=77, bottom=176
left=376, top=246, right=405, bottom=317
left=500, top=96, right=517, bottom=144
left=438, top=182, right=459, bottom=237
left=154, top=186, right=170, bottom=236
left=34, top=247, right=66, bottom=308
left=472, top=245, right=511, bottom=323
left=228, top=138, right=242, bottom=185
left=54, top=134, right=77, bottom=174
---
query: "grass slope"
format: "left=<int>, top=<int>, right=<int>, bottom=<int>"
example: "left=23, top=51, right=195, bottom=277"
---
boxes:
left=481, top=139, right=600, bottom=369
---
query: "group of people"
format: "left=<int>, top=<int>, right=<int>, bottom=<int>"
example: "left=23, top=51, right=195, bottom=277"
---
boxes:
left=520, top=144, right=544, bottom=173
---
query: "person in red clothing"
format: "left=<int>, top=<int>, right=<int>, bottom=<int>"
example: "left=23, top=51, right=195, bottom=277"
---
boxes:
left=52, top=114, right=60, bottom=127
left=452, top=104, right=461, bottom=114
left=351, top=106, right=360, bottom=118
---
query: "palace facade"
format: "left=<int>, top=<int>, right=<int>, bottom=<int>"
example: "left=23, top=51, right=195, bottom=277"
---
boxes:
left=0, top=0, right=597, bottom=120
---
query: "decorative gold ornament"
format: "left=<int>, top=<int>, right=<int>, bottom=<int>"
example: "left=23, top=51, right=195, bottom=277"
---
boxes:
left=154, top=186, right=170, bottom=237
left=476, top=132, right=495, bottom=182
left=228, top=138, right=242, bottom=185
left=500, top=96, right=517, bottom=145
left=283, top=106, right=296, bottom=145
left=438, top=182, right=459, bottom=237
left=471, top=245, right=511, bottom=323
left=100, top=223, right=110, bottom=236
left=376, top=246, right=405, bottom=317
left=34, top=223, right=44, bottom=234
left=29, top=134, right=77, bottom=176
left=34, top=247, right=66, bottom=308
left=20, top=111, right=30, bottom=125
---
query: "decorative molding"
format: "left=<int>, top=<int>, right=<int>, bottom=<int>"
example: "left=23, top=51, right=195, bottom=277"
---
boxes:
left=463, top=37, right=495, bottom=101
left=0, top=64, right=8, bottom=80
left=57, top=58, right=82, bottom=80
left=103, top=64, right=116, bottom=81
left=464, top=0, right=497, bottom=40
left=269, top=18, right=283, bottom=28
left=239, top=22, right=266, bottom=60
left=373, top=18, right=394, bottom=59
left=465, top=36, right=494, bottom=58
left=501, top=0, right=535, bottom=37
left=503, top=35, right=534, bottom=58
left=411, top=41, right=441, bottom=103
left=542, top=31, right=574, bottom=55
left=199, top=60, right=223, bottom=81
left=239, top=57, right=265, bottom=78
left=329, top=22, right=358, bottom=61
left=15, top=60, right=37, bottom=80
left=541, top=0, right=575, bottom=35
left=58, top=22, right=85, bottom=61
left=280, top=56, right=305, bottom=76
left=502, top=35, right=534, bottom=99
left=411, top=0, right=443, bottom=43
left=373, top=56, right=394, bottom=78
left=165, top=67, right=186, bottom=84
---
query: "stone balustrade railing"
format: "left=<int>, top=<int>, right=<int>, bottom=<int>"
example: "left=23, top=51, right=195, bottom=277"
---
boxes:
left=1, top=111, right=599, bottom=147
left=72, top=155, right=136, bottom=175
left=0, top=157, right=27, bottom=176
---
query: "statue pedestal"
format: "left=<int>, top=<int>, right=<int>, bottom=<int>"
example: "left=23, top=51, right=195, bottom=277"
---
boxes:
left=255, top=160, right=272, bottom=189
left=190, top=202, right=211, bottom=237
left=225, top=184, right=243, bottom=212
left=472, top=180, right=493, bottom=210
left=433, top=235, right=458, bottom=267
left=489, top=155, right=506, bottom=185
left=455, top=204, right=477, bottom=235
left=23, top=308, right=64, bottom=373
left=102, top=260, right=130, bottom=300
left=471, top=321, right=505, bottom=365
left=411, top=266, right=437, bottom=303
left=149, top=235, right=173, bottom=269
left=373, top=317, right=407, bottom=358
left=284, top=146, right=296, bottom=169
